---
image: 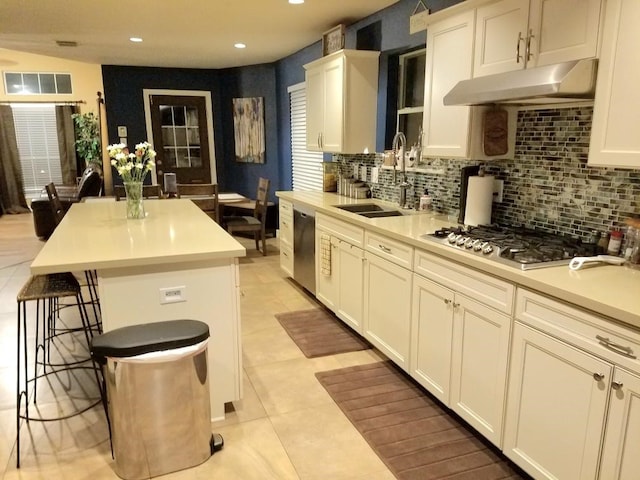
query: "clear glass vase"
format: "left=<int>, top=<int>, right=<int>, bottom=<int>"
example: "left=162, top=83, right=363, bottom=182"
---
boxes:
left=124, top=181, right=145, bottom=219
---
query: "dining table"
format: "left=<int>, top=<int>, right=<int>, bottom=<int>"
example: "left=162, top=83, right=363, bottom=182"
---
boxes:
left=30, top=198, right=247, bottom=419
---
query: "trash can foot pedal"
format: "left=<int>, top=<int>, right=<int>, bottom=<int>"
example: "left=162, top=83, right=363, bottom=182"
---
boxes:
left=210, top=433, right=224, bottom=455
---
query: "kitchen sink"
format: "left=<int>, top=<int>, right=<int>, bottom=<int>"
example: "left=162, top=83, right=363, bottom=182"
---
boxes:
left=335, top=204, right=384, bottom=213
left=358, top=210, right=403, bottom=218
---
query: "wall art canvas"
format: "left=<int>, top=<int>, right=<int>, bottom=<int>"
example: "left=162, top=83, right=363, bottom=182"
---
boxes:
left=232, top=97, right=265, bottom=163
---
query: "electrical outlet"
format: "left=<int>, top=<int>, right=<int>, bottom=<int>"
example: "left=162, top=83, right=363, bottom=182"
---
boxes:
left=353, top=164, right=359, bottom=179
left=159, top=286, right=186, bottom=304
left=371, top=167, right=379, bottom=184
left=360, top=165, right=367, bottom=181
left=493, top=179, right=504, bottom=203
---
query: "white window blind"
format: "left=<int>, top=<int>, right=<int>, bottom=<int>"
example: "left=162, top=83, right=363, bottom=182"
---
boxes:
left=288, top=83, right=323, bottom=191
left=11, top=105, right=63, bottom=199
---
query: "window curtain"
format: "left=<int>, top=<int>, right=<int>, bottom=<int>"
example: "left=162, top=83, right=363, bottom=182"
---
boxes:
left=0, top=105, right=29, bottom=214
left=56, top=105, right=79, bottom=185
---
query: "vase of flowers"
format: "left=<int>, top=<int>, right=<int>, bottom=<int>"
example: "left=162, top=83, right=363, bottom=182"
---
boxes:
left=107, top=142, right=156, bottom=219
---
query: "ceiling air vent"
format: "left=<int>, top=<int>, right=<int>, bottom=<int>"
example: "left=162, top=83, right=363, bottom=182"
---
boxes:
left=56, top=40, right=78, bottom=47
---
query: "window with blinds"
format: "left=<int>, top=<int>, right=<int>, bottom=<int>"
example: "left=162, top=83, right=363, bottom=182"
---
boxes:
left=288, top=83, right=323, bottom=191
left=11, top=105, right=63, bottom=199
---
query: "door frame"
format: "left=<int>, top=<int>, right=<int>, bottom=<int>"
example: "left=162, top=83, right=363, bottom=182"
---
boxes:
left=143, top=89, right=218, bottom=185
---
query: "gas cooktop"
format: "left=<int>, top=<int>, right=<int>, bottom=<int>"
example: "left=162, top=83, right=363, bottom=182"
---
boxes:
left=422, top=225, right=593, bottom=271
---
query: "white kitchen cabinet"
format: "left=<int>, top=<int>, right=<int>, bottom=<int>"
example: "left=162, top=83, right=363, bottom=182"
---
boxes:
left=599, top=368, right=640, bottom=479
left=279, top=200, right=294, bottom=277
left=316, top=213, right=365, bottom=333
left=588, top=0, right=640, bottom=168
left=411, top=250, right=512, bottom=447
left=363, top=236, right=413, bottom=370
left=304, top=49, right=379, bottom=154
left=504, top=322, right=611, bottom=480
left=422, top=10, right=475, bottom=158
left=474, top=0, right=602, bottom=77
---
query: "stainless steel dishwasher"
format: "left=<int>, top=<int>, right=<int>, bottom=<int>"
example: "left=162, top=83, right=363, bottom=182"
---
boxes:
left=293, top=205, right=315, bottom=295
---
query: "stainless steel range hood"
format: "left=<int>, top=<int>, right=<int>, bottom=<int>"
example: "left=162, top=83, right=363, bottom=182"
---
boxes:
left=443, top=59, right=597, bottom=106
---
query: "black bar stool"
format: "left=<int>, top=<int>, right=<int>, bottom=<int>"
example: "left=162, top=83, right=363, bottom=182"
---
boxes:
left=16, top=272, right=104, bottom=468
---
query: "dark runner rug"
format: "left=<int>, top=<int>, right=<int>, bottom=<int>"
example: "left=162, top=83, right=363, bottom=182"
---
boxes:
left=316, top=361, right=528, bottom=480
left=275, top=308, right=371, bottom=358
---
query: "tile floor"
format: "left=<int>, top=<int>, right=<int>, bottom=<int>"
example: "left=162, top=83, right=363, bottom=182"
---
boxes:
left=0, top=212, right=394, bottom=479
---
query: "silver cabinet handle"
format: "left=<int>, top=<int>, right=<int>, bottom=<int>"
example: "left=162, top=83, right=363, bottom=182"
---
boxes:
left=612, top=381, right=624, bottom=390
left=282, top=220, right=288, bottom=227
left=516, top=31, right=524, bottom=63
left=596, top=335, right=637, bottom=359
left=453, top=302, right=460, bottom=308
left=317, top=133, right=321, bottom=148
left=282, top=252, right=288, bottom=258
left=593, top=373, right=605, bottom=382
left=378, top=244, right=392, bottom=253
left=525, top=29, right=534, bottom=62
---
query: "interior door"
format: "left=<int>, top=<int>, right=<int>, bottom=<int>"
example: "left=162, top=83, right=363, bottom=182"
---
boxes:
left=150, top=95, right=211, bottom=184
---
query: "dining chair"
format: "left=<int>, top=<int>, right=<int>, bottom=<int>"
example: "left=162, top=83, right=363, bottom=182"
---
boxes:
left=45, top=183, right=66, bottom=225
left=225, top=177, right=270, bottom=255
left=114, top=184, right=163, bottom=200
left=176, top=183, right=219, bottom=223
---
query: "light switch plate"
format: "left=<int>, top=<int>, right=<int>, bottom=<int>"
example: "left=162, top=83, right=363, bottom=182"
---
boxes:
left=360, top=165, right=367, bottom=181
left=353, top=164, right=359, bottom=179
left=371, top=167, right=379, bottom=184
left=117, top=126, right=128, bottom=137
left=493, top=179, right=504, bottom=203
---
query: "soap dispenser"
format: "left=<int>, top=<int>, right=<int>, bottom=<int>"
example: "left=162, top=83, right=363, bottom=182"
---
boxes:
left=419, top=189, right=432, bottom=211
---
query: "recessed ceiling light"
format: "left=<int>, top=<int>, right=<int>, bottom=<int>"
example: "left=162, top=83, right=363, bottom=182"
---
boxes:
left=289, top=0, right=304, bottom=4
left=234, top=43, right=246, bottom=49
left=129, top=37, right=143, bottom=43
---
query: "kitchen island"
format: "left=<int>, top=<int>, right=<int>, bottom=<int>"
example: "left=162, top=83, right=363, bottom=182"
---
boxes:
left=31, top=199, right=246, bottom=419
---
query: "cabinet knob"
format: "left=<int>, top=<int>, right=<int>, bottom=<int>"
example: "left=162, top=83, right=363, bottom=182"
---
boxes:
left=443, top=298, right=451, bottom=305
left=593, top=373, right=605, bottom=382
left=612, top=381, right=624, bottom=390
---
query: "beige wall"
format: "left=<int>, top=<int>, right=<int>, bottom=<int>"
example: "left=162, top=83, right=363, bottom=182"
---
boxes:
left=0, top=48, right=103, bottom=113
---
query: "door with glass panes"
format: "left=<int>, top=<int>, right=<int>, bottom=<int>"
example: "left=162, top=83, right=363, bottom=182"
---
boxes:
left=149, top=95, right=211, bottom=184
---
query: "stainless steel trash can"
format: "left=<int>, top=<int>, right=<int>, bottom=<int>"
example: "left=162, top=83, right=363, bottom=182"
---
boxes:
left=91, top=320, right=214, bottom=480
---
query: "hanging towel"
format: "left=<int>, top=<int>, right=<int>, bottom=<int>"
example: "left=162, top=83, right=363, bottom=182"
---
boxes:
left=320, top=233, right=332, bottom=276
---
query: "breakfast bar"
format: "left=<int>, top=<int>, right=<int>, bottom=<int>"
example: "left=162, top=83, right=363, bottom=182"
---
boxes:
left=30, top=199, right=246, bottom=419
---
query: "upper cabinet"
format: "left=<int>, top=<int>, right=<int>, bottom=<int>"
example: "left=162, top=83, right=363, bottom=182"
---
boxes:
left=474, top=0, right=603, bottom=77
left=304, top=49, right=379, bottom=154
left=589, top=0, right=640, bottom=168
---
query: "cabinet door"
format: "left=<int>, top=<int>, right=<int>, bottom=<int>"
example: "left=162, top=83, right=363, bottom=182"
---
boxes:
left=474, top=0, right=528, bottom=77
left=528, top=0, right=602, bottom=67
left=320, top=57, right=344, bottom=152
left=305, top=65, right=324, bottom=151
left=422, top=10, right=475, bottom=158
left=410, top=274, right=454, bottom=405
left=315, top=230, right=338, bottom=311
left=363, top=252, right=412, bottom=370
left=588, top=0, right=640, bottom=168
left=336, top=240, right=364, bottom=333
left=450, top=295, right=511, bottom=447
left=599, top=368, right=640, bottom=479
left=504, top=322, right=611, bottom=480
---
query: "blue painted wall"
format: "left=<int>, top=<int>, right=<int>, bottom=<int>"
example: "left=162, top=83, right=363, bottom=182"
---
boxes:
left=102, top=0, right=462, bottom=197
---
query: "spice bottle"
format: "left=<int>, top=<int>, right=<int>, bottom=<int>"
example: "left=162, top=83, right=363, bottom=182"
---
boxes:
left=607, top=230, right=623, bottom=256
left=597, top=232, right=610, bottom=254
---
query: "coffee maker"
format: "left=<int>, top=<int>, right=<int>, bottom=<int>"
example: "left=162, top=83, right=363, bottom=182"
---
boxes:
left=458, top=165, right=480, bottom=224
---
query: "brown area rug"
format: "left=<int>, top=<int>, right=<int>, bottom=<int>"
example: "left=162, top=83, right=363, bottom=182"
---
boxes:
left=275, top=308, right=371, bottom=358
left=316, top=361, right=528, bottom=480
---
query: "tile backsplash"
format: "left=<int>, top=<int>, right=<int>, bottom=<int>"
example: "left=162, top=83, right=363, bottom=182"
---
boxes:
left=334, top=106, right=640, bottom=240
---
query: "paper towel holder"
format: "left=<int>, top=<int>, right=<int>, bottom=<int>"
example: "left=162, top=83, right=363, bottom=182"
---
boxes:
left=458, top=165, right=480, bottom=224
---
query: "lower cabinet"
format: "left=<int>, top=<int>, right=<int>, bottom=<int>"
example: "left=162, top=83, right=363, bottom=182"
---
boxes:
left=363, top=250, right=412, bottom=370
left=411, top=273, right=511, bottom=447
left=503, top=322, right=611, bottom=479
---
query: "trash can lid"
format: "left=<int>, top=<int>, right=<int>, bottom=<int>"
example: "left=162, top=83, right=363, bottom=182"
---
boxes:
left=91, top=319, right=209, bottom=359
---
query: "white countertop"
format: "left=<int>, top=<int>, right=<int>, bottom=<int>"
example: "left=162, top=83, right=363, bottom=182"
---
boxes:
left=31, top=199, right=246, bottom=275
left=276, top=191, right=640, bottom=330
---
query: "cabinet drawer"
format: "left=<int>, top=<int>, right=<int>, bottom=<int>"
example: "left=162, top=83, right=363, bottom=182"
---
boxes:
left=279, top=212, right=293, bottom=247
left=516, top=288, right=640, bottom=374
left=414, top=250, right=514, bottom=314
left=365, top=231, right=413, bottom=269
left=280, top=242, right=293, bottom=277
left=279, top=200, right=293, bottom=218
left=317, top=213, right=364, bottom=247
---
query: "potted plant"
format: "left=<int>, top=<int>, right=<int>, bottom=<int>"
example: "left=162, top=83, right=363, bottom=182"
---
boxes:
left=72, top=112, right=102, bottom=171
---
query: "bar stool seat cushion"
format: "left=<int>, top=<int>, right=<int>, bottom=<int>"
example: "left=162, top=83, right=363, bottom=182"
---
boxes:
left=17, top=272, right=80, bottom=301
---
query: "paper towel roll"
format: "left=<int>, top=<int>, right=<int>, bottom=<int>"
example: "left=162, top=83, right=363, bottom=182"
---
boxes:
left=464, top=175, right=494, bottom=226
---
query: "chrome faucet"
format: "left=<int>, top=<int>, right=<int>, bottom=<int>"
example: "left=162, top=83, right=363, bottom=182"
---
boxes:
left=392, top=131, right=411, bottom=209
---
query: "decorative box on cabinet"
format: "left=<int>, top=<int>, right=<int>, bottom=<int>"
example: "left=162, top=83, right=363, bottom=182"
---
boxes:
left=473, top=0, right=602, bottom=77
left=589, top=0, right=640, bottom=168
left=304, top=49, right=379, bottom=154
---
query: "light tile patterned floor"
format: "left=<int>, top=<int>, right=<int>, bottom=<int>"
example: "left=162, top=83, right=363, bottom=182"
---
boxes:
left=0, top=212, right=391, bottom=479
